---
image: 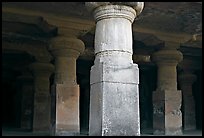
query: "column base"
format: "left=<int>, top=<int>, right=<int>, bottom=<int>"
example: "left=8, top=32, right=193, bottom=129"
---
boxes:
left=55, top=131, right=80, bottom=136
left=153, top=89, right=183, bottom=135
left=89, top=63, right=140, bottom=136
left=154, top=129, right=182, bottom=136
left=53, top=84, right=80, bottom=135
left=33, top=93, right=51, bottom=133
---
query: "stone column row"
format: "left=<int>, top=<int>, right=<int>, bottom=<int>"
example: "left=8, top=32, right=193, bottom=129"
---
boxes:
left=17, top=36, right=85, bottom=135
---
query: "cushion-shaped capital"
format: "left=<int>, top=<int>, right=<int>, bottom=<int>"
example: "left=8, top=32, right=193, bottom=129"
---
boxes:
left=152, top=49, right=183, bottom=65
left=49, top=36, right=85, bottom=58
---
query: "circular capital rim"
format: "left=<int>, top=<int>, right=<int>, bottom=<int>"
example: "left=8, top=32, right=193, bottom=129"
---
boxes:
left=94, top=5, right=136, bottom=23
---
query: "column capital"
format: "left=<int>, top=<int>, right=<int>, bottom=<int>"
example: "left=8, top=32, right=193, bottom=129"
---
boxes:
left=85, top=2, right=144, bottom=22
left=49, top=36, right=85, bottom=58
left=152, top=49, right=183, bottom=66
left=29, top=62, right=54, bottom=77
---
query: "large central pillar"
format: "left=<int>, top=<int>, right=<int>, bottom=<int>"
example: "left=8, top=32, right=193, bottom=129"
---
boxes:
left=152, top=46, right=183, bottom=135
left=49, top=36, right=85, bottom=135
left=86, top=2, right=144, bottom=136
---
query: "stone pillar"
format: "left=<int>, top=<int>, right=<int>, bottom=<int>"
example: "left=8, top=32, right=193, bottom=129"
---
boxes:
left=17, top=73, right=34, bottom=130
left=85, top=2, right=144, bottom=136
left=179, top=71, right=196, bottom=130
left=29, top=62, right=54, bottom=134
left=152, top=47, right=183, bottom=135
left=49, top=37, right=85, bottom=135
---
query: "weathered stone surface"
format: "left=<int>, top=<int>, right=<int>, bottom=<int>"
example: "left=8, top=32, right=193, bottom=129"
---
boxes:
left=50, top=37, right=84, bottom=135
left=90, top=63, right=140, bottom=136
left=86, top=2, right=144, bottom=17
left=53, top=84, right=80, bottom=136
left=86, top=3, right=143, bottom=136
left=49, top=36, right=85, bottom=84
left=153, top=90, right=182, bottom=135
left=90, top=63, right=139, bottom=84
left=33, top=93, right=51, bottom=132
left=152, top=48, right=183, bottom=135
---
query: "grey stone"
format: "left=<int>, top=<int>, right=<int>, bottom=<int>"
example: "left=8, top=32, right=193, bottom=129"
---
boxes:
left=89, top=63, right=140, bottom=136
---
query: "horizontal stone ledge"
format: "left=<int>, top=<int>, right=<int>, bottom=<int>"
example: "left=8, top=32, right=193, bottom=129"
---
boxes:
left=90, top=63, right=139, bottom=84
left=91, top=81, right=138, bottom=85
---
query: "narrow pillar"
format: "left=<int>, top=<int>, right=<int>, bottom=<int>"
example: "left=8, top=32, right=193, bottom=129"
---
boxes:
left=17, top=73, right=34, bottom=130
left=49, top=37, right=85, bottom=135
left=86, top=2, right=144, bottom=136
left=152, top=47, right=183, bottom=135
left=179, top=71, right=196, bottom=130
left=29, top=62, right=54, bottom=134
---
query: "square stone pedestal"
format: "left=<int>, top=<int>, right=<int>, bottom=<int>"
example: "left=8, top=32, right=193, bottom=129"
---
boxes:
left=52, top=84, right=80, bottom=136
left=89, top=63, right=140, bottom=136
left=153, top=89, right=183, bottom=135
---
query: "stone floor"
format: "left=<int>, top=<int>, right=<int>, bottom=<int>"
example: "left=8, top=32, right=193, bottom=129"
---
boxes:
left=141, top=129, right=202, bottom=136
left=2, top=127, right=202, bottom=136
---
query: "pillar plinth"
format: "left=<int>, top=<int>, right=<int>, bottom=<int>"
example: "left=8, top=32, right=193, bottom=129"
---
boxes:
left=86, top=2, right=144, bottom=136
left=152, top=48, right=183, bottom=135
left=29, top=62, right=54, bottom=133
left=49, top=36, right=85, bottom=135
left=17, top=74, right=33, bottom=130
left=179, top=71, right=197, bottom=130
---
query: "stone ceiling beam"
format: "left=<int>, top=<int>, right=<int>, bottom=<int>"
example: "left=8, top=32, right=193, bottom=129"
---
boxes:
left=2, top=7, right=95, bottom=38
left=133, top=26, right=192, bottom=45
left=2, top=40, right=52, bottom=63
left=2, top=11, right=57, bottom=37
